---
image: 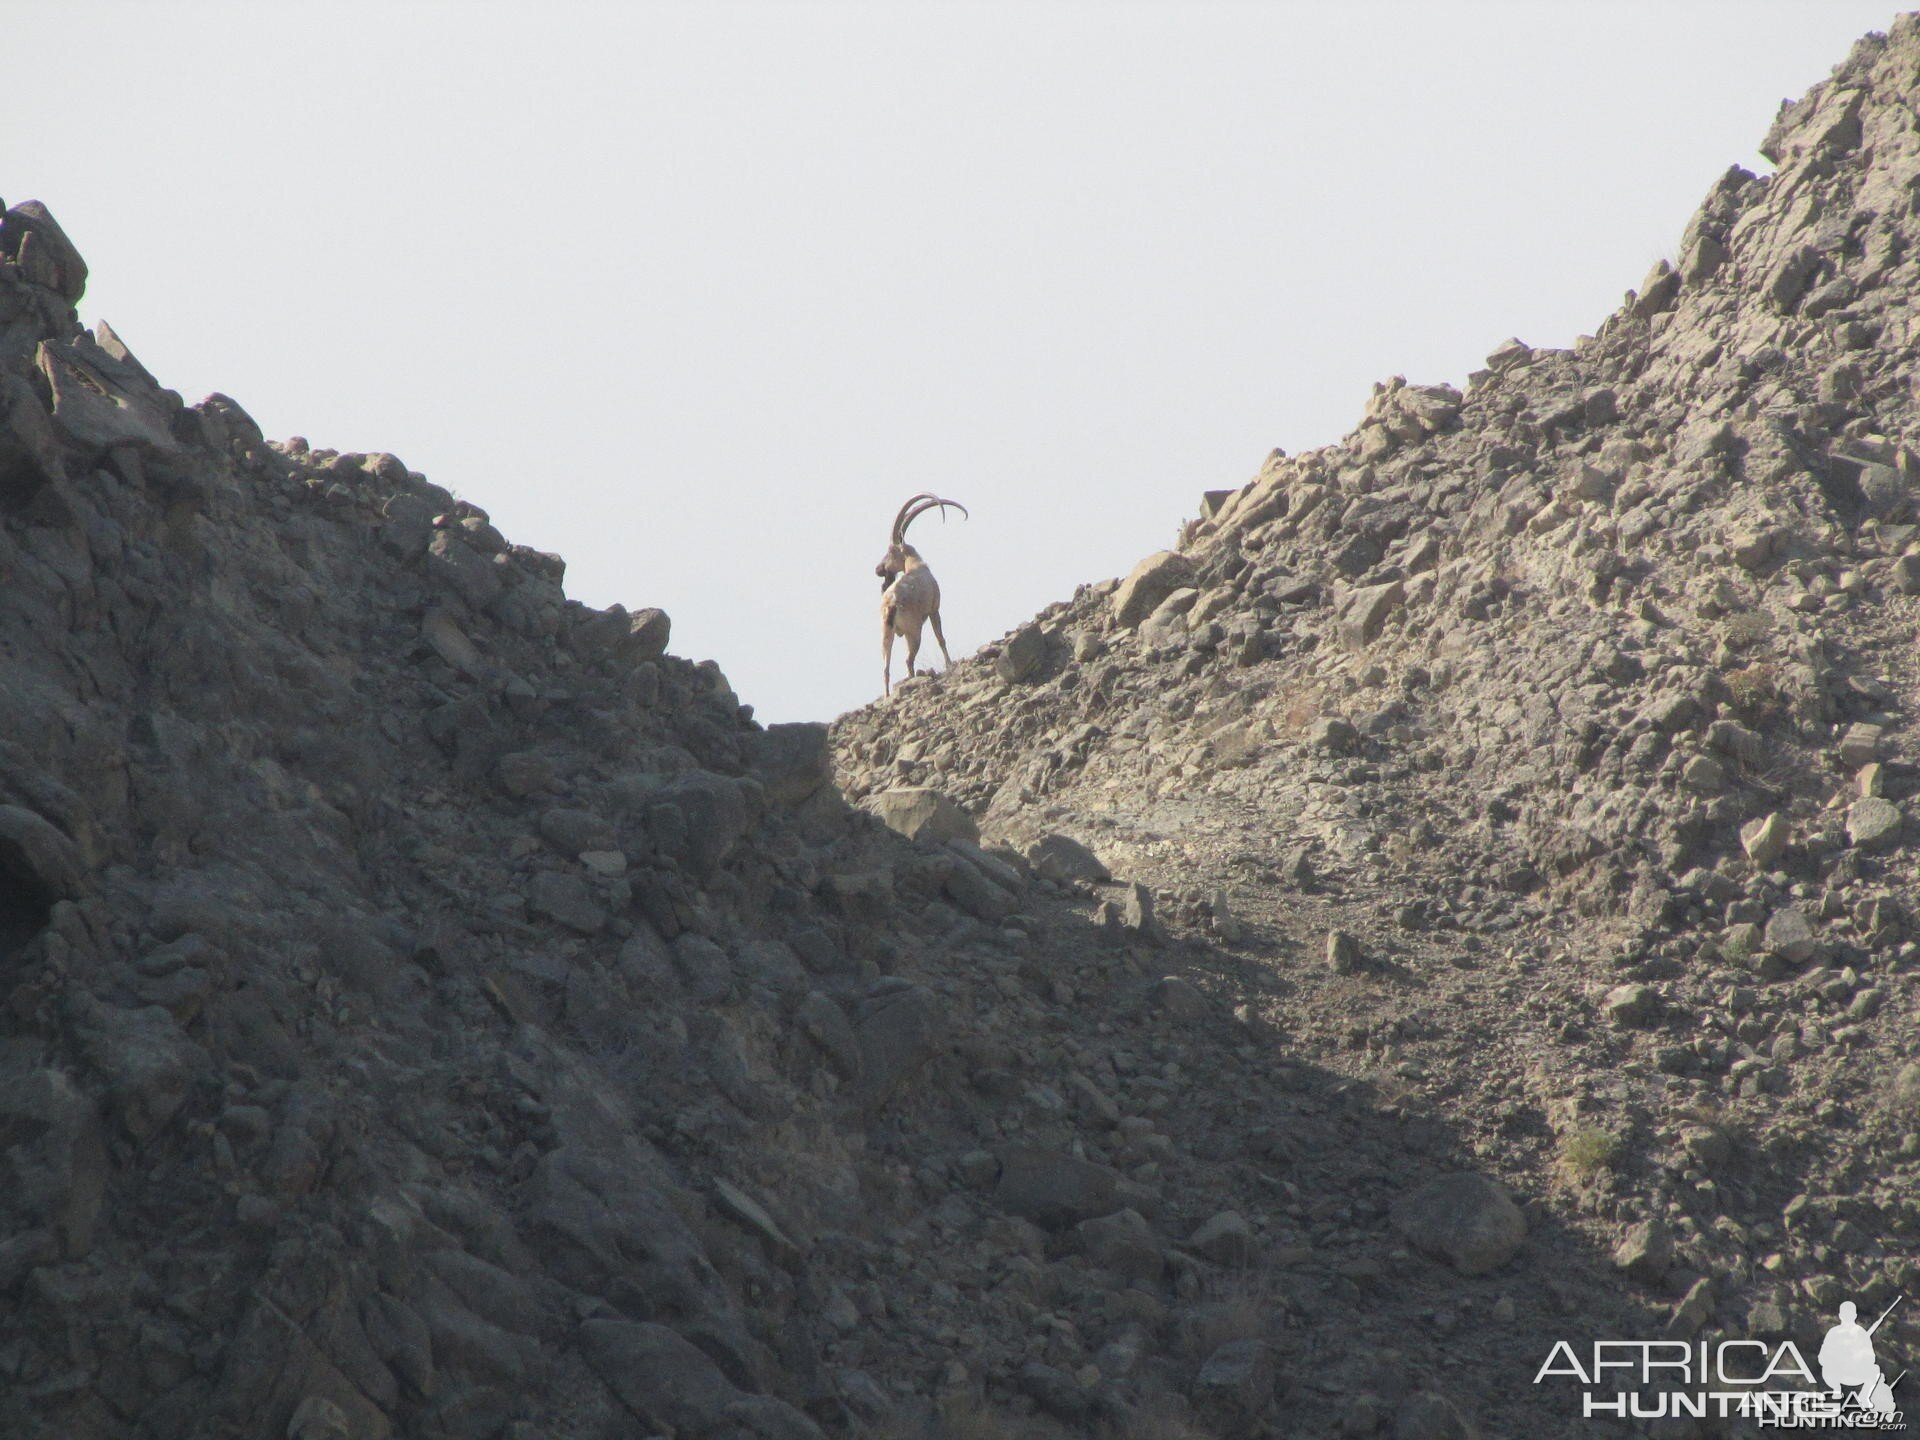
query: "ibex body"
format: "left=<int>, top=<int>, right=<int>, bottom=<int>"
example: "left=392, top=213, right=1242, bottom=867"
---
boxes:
left=877, top=492, right=967, bottom=695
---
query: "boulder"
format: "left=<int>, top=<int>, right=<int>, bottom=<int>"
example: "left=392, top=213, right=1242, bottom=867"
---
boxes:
left=995, top=623, right=1047, bottom=682
left=1389, top=1173, right=1526, bottom=1276
left=1112, top=551, right=1196, bottom=629
left=994, top=1146, right=1122, bottom=1229
left=867, top=787, right=977, bottom=844
left=1026, top=833, right=1110, bottom=884
left=1847, top=796, right=1902, bottom=853
left=2, top=201, right=88, bottom=302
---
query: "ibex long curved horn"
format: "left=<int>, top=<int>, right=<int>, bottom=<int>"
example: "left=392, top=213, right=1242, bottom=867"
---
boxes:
left=898, top=495, right=969, bottom=541
left=890, top=492, right=943, bottom=546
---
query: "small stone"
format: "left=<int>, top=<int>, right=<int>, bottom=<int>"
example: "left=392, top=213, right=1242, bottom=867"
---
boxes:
left=539, top=806, right=617, bottom=856
left=1310, top=717, right=1360, bottom=754
left=1893, top=552, right=1920, bottom=595
left=1764, top=907, right=1818, bottom=965
left=1682, top=1126, right=1732, bottom=1170
left=1838, top=723, right=1884, bottom=768
left=1328, top=930, right=1362, bottom=974
left=1614, top=1219, right=1672, bottom=1283
left=1153, top=977, right=1212, bottom=1021
left=996, top=623, right=1047, bottom=682
left=1741, top=812, right=1789, bottom=867
left=1730, top=530, right=1776, bottom=571
left=1680, top=754, right=1728, bottom=793
left=1602, top=983, right=1660, bottom=1029
left=1075, top=1208, right=1164, bottom=1283
left=1209, top=889, right=1244, bottom=943
left=1340, top=579, right=1406, bottom=650
left=1667, top=1278, right=1714, bottom=1338
left=526, top=871, right=606, bottom=934
left=1120, top=882, right=1157, bottom=937
left=1846, top=796, right=1902, bottom=853
left=626, top=606, right=671, bottom=659
left=1486, top=337, right=1531, bottom=371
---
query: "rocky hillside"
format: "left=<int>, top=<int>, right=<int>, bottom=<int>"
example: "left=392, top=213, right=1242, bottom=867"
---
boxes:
left=837, top=16, right=1920, bottom=1437
left=6, top=18, right=1920, bottom=1440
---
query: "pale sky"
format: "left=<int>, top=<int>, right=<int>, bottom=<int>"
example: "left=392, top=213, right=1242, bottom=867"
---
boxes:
left=4, top=3, right=1901, bottom=721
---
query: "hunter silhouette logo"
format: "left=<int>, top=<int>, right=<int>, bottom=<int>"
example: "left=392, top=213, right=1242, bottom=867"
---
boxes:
left=1534, top=1290, right=1907, bottom=1429
left=1819, top=1298, right=1904, bottom=1420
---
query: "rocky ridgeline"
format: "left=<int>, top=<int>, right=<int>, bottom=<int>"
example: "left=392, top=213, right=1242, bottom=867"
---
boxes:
left=837, top=17, right=1920, bottom=1437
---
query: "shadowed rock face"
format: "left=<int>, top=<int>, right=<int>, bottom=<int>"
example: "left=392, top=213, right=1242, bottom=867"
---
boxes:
left=6, top=18, right=1920, bottom=1440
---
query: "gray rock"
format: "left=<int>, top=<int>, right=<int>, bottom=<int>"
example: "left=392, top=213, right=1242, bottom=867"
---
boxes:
left=1153, top=976, right=1212, bottom=1021
left=941, top=856, right=1017, bottom=922
left=657, top=771, right=752, bottom=880
left=2, top=201, right=89, bottom=302
left=753, top=722, right=832, bottom=805
left=795, top=991, right=862, bottom=1081
left=1847, top=796, right=1902, bottom=853
left=0, top=374, right=67, bottom=500
left=0, top=803, right=84, bottom=900
left=1018, top=1361, right=1092, bottom=1421
left=1193, top=1339, right=1276, bottom=1417
left=1026, top=833, right=1110, bottom=884
left=670, top=933, right=734, bottom=1004
left=1113, top=550, right=1197, bottom=629
left=1310, top=717, right=1359, bottom=755
left=627, top=606, right=671, bottom=659
left=0, top=1042, right=107, bottom=1255
left=994, top=1145, right=1122, bottom=1229
left=1680, top=754, right=1727, bottom=793
left=1765, top=907, right=1819, bottom=965
left=1389, top=1173, right=1526, bottom=1276
left=1120, top=881, right=1157, bottom=938
left=525, top=871, right=605, bottom=934
left=1602, top=983, right=1660, bottom=1029
left=426, top=531, right=505, bottom=610
left=579, top=1320, right=741, bottom=1434
left=867, top=787, right=978, bottom=844
left=1074, top=1208, right=1164, bottom=1283
left=1741, top=812, right=1789, bottom=867
left=854, top=984, right=944, bottom=1108
left=1612, top=1219, right=1673, bottom=1283
left=76, top=1002, right=209, bottom=1143
left=1838, top=722, right=1884, bottom=768
left=1340, top=579, right=1406, bottom=650
left=38, top=338, right=185, bottom=460
left=1328, top=930, right=1362, bottom=974
left=996, top=623, right=1047, bottom=682
left=538, top=807, right=616, bottom=856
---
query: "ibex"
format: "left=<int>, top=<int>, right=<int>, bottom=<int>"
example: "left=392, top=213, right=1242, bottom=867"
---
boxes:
left=877, top=492, right=968, bottom=695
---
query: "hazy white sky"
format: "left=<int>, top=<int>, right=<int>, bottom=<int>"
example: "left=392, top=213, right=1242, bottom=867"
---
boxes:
left=4, top=2, right=1900, bottom=721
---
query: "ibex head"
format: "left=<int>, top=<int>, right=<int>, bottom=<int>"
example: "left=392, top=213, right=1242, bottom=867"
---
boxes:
left=877, top=492, right=968, bottom=590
